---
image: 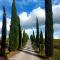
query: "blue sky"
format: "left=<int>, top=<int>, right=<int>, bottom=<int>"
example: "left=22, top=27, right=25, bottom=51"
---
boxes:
left=0, top=0, right=60, bottom=18
left=0, top=0, right=60, bottom=39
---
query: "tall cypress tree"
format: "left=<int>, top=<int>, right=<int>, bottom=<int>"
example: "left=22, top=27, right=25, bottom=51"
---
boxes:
left=40, top=31, right=44, bottom=46
left=1, top=6, right=6, bottom=56
left=22, top=30, right=29, bottom=47
left=17, top=16, right=22, bottom=49
left=40, top=31, right=44, bottom=55
left=45, top=0, right=53, bottom=57
left=30, top=35, right=33, bottom=43
left=22, top=30, right=27, bottom=46
left=9, top=0, right=19, bottom=51
left=36, top=17, right=39, bottom=49
left=31, top=31, right=35, bottom=45
left=32, top=31, right=35, bottom=44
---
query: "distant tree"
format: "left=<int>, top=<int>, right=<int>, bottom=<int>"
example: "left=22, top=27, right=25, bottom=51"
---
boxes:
left=22, top=30, right=25, bottom=46
left=1, top=6, right=6, bottom=56
left=40, top=31, right=44, bottom=55
left=30, top=35, right=33, bottom=43
left=22, top=30, right=29, bottom=47
left=9, top=0, right=19, bottom=51
left=45, top=0, right=53, bottom=57
left=32, top=31, right=35, bottom=44
left=36, top=17, right=39, bottom=50
left=25, top=33, right=29, bottom=41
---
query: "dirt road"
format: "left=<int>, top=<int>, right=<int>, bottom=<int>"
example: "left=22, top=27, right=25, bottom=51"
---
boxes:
left=9, top=40, right=41, bottom=60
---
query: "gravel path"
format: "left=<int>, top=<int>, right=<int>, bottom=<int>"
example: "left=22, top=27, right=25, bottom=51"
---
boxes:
left=9, top=40, right=41, bottom=60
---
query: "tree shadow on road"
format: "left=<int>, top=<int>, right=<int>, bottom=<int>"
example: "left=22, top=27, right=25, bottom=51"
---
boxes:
left=20, top=49, right=47, bottom=59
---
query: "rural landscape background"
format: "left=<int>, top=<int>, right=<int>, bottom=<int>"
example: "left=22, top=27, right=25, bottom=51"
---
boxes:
left=0, top=0, right=60, bottom=60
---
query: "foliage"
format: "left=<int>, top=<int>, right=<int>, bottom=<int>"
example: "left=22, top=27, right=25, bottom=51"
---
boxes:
left=22, top=30, right=29, bottom=47
left=17, top=16, right=22, bottom=49
left=30, top=31, right=36, bottom=47
left=0, top=6, right=6, bottom=56
left=9, top=0, right=19, bottom=51
left=45, top=0, right=53, bottom=57
left=39, top=31, right=44, bottom=55
left=36, top=17, right=39, bottom=48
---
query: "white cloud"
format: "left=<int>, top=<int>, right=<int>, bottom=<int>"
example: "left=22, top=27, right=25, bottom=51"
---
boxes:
left=18, top=4, right=60, bottom=39
left=0, top=4, right=60, bottom=39
left=32, top=7, right=45, bottom=19
left=6, top=18, right=11, bottom=31
left=0, top=18, right=11, bottom=31
left=19, top=7, right=45, bottom=29
left=54, top=31, right=60, bottom=39
left=25, top=23, right=60, bottom=39
left=54, top=24, right=60, bottom=31
left=53, top=4, right=60, bottom=23
left=0, top=18, right=11, bottom=38
left=29, top=7, right=45, bottom=24
left=19, top=12, right=29, bottom=22
left=0, top=21, right=2, bottom=29
left=19, top=4, right=60, bottom=28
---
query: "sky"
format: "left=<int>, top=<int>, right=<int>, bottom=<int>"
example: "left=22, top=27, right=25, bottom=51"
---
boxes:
left=0, top=0, right=60, bottom=39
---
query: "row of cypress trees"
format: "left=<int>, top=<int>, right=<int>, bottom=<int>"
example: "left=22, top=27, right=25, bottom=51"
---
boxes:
left=0, top=0, right=53, bottom=59
left=9, top=0, right=29, bottom=51
left=0, top=0, right=29, bottom=56
left=9, top=0, right=21, bottom=51
left=45, top=0, right=53, bottom=58
left=22, top=30, right=29, bottom=47
left=0, top=6, right=6, bottom=57
left=31, top=0, right=53, bottom=58
left=30, top=18, right=44, bottom=55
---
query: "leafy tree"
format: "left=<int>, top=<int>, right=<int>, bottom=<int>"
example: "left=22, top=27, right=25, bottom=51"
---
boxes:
left=9, top=0, right=19, bottom=51
left=1, top=6, right=6, bottom=56
left=45, top=0, right=53, bottom=57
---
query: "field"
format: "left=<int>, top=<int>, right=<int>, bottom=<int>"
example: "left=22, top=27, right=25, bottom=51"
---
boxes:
left=53, top=39, right=60, bottom=60
left=2, top=39, right=60, bottom=60
left=53, top=39, right=60, bottom=46
left=40, top=39, right=60, bottom=60
left=53, top=48, right=60, bottom=60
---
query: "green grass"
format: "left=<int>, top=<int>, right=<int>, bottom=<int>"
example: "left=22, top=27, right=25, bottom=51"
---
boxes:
left=53, top=39, right=60, bottom=46
left=53, top=39, right=60, bottom=60
left=53, top=48, right=60, bottom=60
left=40, top=39, right=60, bottom=60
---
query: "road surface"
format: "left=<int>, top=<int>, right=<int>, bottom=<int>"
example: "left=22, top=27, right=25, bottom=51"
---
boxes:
left=9, top=40, right=41, bottom=60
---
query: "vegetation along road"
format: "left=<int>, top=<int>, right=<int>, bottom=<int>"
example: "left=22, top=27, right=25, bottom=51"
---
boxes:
left=9, top=40, right=41, bottom=60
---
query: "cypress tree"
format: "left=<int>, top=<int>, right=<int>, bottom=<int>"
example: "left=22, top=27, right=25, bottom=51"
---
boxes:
left=22, top=30, right=29, bottom=47
left=32, top=31, right=35, bottom=44
left=22, top=30, right=26, bottom=46
left=18, top=16, right=22, bottom=49
left=36, top=17, right=39, bottom=49
left=1, top=6, right=6, bottom=56
left=9, top=0, right=19, bottom=51
left=45, top=0, right=53, bottom=57
left=40, top=31, right=44, bottom=45
left=30, top=35, right=33, bottom=43
left=40, top=31, right=44, bottom=55
left=31, top=31, right=35, bottom=45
